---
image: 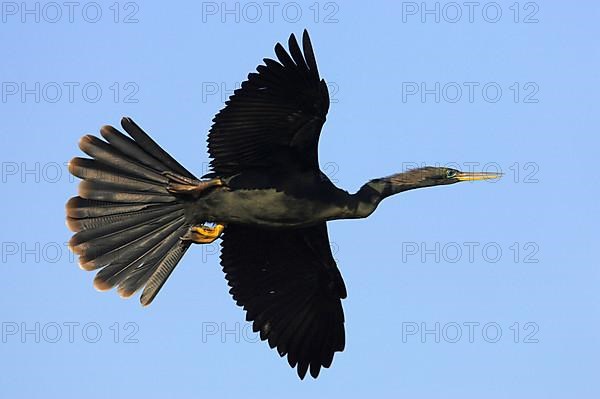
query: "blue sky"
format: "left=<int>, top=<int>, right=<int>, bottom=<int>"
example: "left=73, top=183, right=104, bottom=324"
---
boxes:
left=1, top=1, right=598, bottom=397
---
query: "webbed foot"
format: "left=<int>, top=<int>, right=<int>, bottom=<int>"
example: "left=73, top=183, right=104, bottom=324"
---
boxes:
left=181, top=223, right=226, bottom=244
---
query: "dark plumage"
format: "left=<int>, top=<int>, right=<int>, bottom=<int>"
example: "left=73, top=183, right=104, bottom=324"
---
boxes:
left=66, top=30, right=499, bottom=379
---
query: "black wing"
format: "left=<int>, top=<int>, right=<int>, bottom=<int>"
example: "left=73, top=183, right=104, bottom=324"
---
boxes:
left=206, top=30, right=330, bottom=176
left=220, top=223, right=346, bottom=379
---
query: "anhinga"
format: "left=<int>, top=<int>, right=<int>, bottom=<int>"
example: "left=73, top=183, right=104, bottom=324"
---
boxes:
left=66, top=30, right=499, bottom=379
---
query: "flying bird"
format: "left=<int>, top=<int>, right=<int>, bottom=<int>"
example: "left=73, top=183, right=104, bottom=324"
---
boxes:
left=66, top=30, right=499, bottom=379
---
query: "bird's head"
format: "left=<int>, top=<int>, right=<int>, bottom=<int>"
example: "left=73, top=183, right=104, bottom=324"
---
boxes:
left=385, top=166, right=501, bottom=190
left=352, top=166, right=501, bottom=218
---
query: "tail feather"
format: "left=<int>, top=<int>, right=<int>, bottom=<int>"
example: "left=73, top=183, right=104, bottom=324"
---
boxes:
left=100, top=125, right=170, bottom=174
left=69, top=204, right=182, bottom=249
left=69, top=157, right=171, bottom=196
left=79, top=180, right=177, bottom=203
left=116, top=226, right=190, bottom=299
left=140, top=241, right=190, bottom=305
left=78, top=134, right=169, bottom=185
left=67, top=117, right=198, bottom=305
left=93, top=216, right=187, bottom=289
left=66, top=197, right=157, bottom=220
left=120, top=117, right=195, bottom=179
left=66, top=202, right=172, bottom=233
left=72, top=210, right=186, bottom=269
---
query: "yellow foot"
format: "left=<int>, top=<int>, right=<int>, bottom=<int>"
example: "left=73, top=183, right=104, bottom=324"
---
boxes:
left=182, top=223, right=226, bottom=244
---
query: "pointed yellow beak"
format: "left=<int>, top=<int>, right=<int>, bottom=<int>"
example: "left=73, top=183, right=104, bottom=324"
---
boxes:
left=456, top=171, right=502, bottom=181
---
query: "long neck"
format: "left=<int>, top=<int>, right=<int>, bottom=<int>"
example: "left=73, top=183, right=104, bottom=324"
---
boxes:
left=346, top=173, right=437, bottom=218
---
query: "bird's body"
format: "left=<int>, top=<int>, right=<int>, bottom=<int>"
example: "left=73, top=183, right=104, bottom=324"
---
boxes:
left=192, top=169, right=354, bottom=228
left=66, top=30, right=499, bottom=379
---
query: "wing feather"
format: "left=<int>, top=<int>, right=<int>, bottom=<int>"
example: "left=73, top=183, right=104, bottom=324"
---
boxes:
left=206, top=30, right=330, bottom=176
left=220, top=223, right=346, bottom=379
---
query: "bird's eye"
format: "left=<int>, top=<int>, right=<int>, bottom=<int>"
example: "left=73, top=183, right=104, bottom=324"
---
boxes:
left=446, top=170, right=457, bottom=178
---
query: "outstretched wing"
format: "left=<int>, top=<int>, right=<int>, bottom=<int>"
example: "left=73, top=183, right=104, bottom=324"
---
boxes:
left=206, top=29, right=330, bottom=176
left=220, top=223, right=346, bottom=379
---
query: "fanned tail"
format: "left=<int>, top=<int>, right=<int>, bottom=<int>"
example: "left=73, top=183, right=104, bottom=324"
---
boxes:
left=66, top=117, right=198, bottom=306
